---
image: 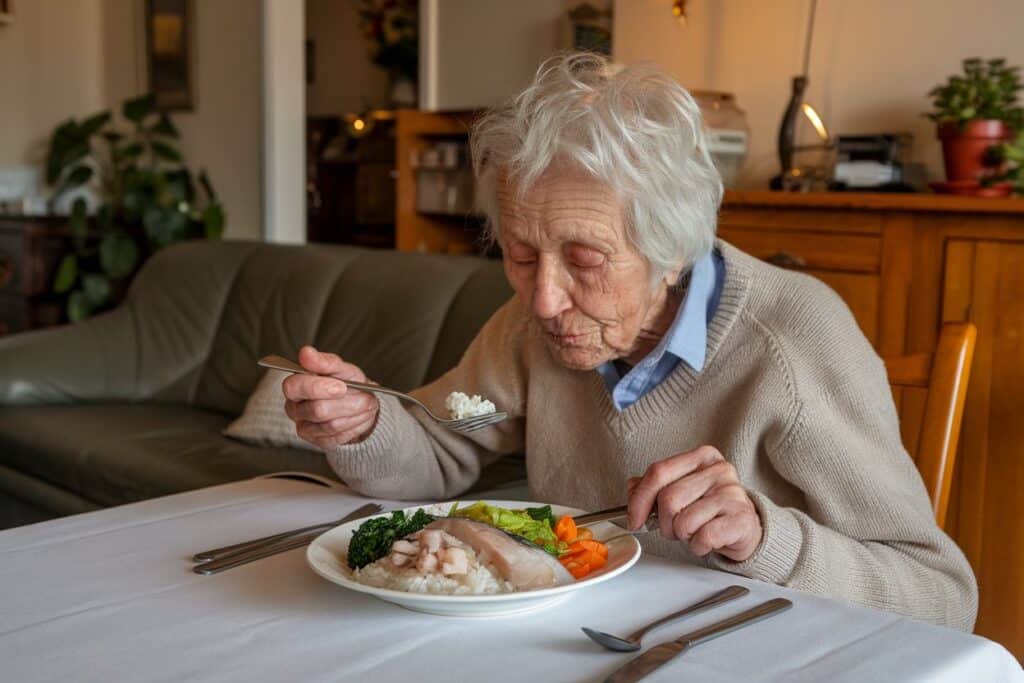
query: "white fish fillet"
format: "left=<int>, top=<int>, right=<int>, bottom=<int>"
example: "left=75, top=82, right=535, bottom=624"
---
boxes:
left=424, top=517, right=574, bottom=590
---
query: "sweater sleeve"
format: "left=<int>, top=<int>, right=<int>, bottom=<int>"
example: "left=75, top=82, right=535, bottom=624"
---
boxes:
left=709, top=284, right=978, bottom=632
left=324, top=299, right=530, bottom=500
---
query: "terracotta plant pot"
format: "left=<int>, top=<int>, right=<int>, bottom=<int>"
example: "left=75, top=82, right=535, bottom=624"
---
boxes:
left=937, top=120, right=1013, bottom=182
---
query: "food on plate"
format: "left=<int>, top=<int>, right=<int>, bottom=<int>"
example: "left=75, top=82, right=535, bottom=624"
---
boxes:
left=445, top=391, right=497, bottom=419
left=425, top=517, right=573, bottom=590
left=345, top=502, right=610, bottom=595
left=346, top=508, right=436, bottom=570
left=449, top=501, right=565, bottom=555
left=354, top=527, right=514, bottom=595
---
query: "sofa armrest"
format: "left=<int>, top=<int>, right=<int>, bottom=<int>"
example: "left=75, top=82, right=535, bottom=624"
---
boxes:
left=0, top=307, right=140, bottom=406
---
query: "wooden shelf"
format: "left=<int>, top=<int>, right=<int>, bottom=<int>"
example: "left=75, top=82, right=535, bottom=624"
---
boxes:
left=724, top=190, right=1024, bottom=215
left=395, top=109, right=482, bottom=253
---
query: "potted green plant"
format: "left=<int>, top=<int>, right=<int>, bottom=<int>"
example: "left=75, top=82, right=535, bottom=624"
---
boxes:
left=926, top=57, right=1023, bottom=186
left=46, top=93, right=225, bottom=321
left=989, top=132, right=1024, bottom=195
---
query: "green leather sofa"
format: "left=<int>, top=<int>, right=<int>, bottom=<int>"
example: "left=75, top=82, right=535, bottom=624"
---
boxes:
left=0, top=241, right=520, bottom=528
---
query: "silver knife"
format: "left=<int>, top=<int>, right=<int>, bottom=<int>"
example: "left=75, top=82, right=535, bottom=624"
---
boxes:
left=192, top=502, right=382, bottom=576
left=193, top=502, right=382, bottom=562
left=604, top=597, right=793, bottom=682
left=574, top=505, right=659, bottom=532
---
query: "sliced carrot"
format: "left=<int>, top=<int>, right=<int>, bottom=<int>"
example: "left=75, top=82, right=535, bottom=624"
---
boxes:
left=567, top=539, right=608, bottom=560
left=561, top=558, right=591, bottom=579
left=554, top=515, right=578, bottom=543
left=575, top=527, right=594, bottom=542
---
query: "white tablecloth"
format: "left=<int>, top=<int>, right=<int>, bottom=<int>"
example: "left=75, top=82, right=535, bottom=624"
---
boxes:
left=1, top=476, right=1020, bottom=683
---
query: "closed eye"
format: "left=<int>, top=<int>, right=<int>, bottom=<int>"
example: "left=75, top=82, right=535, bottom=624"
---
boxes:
left=566, top=244, right=606, bottom=268
left=507, top=243, right=537, bottom=265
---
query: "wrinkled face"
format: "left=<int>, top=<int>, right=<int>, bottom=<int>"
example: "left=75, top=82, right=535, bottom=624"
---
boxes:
left=498, top=166, right=674, bottom=371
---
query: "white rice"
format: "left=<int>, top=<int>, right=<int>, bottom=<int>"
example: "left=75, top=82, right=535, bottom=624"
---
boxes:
left=352, top=552, right=514, bottom=595
left=445, top=391, right=496, bottom=419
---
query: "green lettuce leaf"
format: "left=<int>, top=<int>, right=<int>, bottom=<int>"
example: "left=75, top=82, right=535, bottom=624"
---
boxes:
left=449, top=501, right=566, bottom=556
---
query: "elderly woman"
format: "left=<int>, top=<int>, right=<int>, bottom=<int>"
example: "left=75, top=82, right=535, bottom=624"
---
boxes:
left=283, top=53, right=976, bottom=630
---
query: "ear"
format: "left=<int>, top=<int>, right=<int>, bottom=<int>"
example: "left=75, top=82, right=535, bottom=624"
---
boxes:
left=662, top=261, right=687, bottom=287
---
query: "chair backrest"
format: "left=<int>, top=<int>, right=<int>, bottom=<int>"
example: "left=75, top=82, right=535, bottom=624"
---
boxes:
left=883, top=322, right=977, bottom=530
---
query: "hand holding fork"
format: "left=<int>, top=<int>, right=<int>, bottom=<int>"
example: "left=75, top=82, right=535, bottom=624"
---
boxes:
left=273, top=347, right=506, bottom=450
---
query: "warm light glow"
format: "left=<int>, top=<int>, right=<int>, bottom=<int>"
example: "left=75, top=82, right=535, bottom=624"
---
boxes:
left=353, top=118, right=366, bottom=131
left=672, top=0, right=687, bottom=24
left=801, top=103, right=830, bottom=141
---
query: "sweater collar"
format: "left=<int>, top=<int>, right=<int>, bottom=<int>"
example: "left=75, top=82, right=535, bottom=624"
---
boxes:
left=594, top=239, right=753, bottom=428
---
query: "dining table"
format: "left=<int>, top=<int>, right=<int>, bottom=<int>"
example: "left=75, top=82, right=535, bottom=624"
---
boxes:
left=1, top=474, right=1021, bottom=682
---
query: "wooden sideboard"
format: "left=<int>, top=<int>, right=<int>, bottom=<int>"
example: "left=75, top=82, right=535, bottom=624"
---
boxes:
left=0, top=217, right=70, bottom=336
left=394, top=121, right=1024, bottom=656
left=719, top=191, right=1024, bottom=658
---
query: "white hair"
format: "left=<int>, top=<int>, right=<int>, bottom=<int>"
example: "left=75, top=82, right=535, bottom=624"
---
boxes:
left=471, top=52, right=723, bottom=278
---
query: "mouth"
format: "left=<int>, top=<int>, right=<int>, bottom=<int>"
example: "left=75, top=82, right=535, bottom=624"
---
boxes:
left=546, top=330, right=590, bottom=347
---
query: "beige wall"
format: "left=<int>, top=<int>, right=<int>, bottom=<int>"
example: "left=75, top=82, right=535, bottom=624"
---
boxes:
left=0, top=0, right=107, bottom=166
left=0, top=0, right=263, bottom=240
left=614, top=0, right=1024, bottom=188
left=305, top=0, right=390, bottom=115
left=103, top=0, right=264, bottom=240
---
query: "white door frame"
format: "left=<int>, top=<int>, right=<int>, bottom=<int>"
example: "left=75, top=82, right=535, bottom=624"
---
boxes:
left=261, top=0, right=306, bottom=244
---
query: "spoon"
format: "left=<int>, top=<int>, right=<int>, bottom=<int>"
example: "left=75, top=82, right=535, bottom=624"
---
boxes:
left=582, top=584, right=749, bottom=652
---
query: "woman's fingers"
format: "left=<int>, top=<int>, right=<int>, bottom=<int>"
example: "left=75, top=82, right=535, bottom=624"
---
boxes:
left=282, top=346, right=379, bottom=447
left=626, top=476, right=642, bottom=497
left=627, top=445, right=725, bottom=531
left=688, top=509, right=754, bottom=558
left=282, top=374, right=346, bottom=402
left=284, top=393, right=377, bottom=423
left=297, top=345, right=366, bottom=382
left=295, top=410, right=378, bottom=447
left=654, top=461, right=736, bottom=537
left=670, top=487, right=735, bottom=541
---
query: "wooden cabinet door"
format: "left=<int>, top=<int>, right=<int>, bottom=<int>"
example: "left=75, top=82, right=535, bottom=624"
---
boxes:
left=719, top=227, right=881, bottom=344
left=942, top=239, right=1024, bottom=652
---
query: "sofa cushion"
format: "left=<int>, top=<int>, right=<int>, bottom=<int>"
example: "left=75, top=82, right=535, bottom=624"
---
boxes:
left=191, top=245, right=512, bottom=417
left=192, top=245, right=359, bottom=417
left=222, top=370, right=321, bottom=452
left=0, top=404, right=334, bottom=508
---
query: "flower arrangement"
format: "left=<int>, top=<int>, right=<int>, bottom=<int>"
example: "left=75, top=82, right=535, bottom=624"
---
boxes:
left=356, top=0, right=418, bottom=81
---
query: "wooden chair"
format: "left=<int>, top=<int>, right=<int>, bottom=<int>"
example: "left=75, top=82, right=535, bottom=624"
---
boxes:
left=883, top=322, right=977, bottom=530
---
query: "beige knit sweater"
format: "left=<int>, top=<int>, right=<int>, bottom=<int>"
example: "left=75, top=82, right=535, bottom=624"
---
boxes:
left=327, top=241, right=978, bottom=631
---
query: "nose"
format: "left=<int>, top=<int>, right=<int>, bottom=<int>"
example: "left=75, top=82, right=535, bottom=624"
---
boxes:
left=532, top=256, right=572, bottom=320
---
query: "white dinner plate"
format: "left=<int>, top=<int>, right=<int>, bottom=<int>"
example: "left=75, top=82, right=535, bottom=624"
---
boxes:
left=306, top=500, right=642, bottom=617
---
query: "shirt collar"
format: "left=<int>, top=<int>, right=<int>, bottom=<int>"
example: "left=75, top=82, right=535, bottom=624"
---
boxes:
left=656, top=250, right=716, bottom=372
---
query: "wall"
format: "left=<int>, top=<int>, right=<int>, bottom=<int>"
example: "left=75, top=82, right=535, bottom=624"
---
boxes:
left=0, top=0, right=107, bottom=166
left=614, top=0, right=1024, bottom=188
left=305, top=0, right=390, bottom=116
left=0, top=0, right=263, bottom=240
left=420, top=0, right=565, bottom=111
left=103, top=0, right=264, bottom=240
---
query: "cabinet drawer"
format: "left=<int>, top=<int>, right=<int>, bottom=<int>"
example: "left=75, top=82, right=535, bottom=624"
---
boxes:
left=0, top=294, right=30, bottom=336
left=0, top=231, right=24, bottom=295
left=718, top=227, right=881, bottom=274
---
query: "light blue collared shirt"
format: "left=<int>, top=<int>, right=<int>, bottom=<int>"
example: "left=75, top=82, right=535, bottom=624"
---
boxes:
left=596, top=250, right=724, bottom=411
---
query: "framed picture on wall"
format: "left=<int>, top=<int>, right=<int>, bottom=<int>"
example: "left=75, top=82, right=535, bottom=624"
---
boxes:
left=146, top=0, right=193, bottom=111
left=0, top=0, right=14, bottom=25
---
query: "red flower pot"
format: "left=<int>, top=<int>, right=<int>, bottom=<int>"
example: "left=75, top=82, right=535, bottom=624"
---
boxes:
left=938, top=120, right=1013, bottom=182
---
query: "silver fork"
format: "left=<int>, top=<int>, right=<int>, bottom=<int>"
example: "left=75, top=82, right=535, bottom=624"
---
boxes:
left=258, top=355, right=508, bottom=433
